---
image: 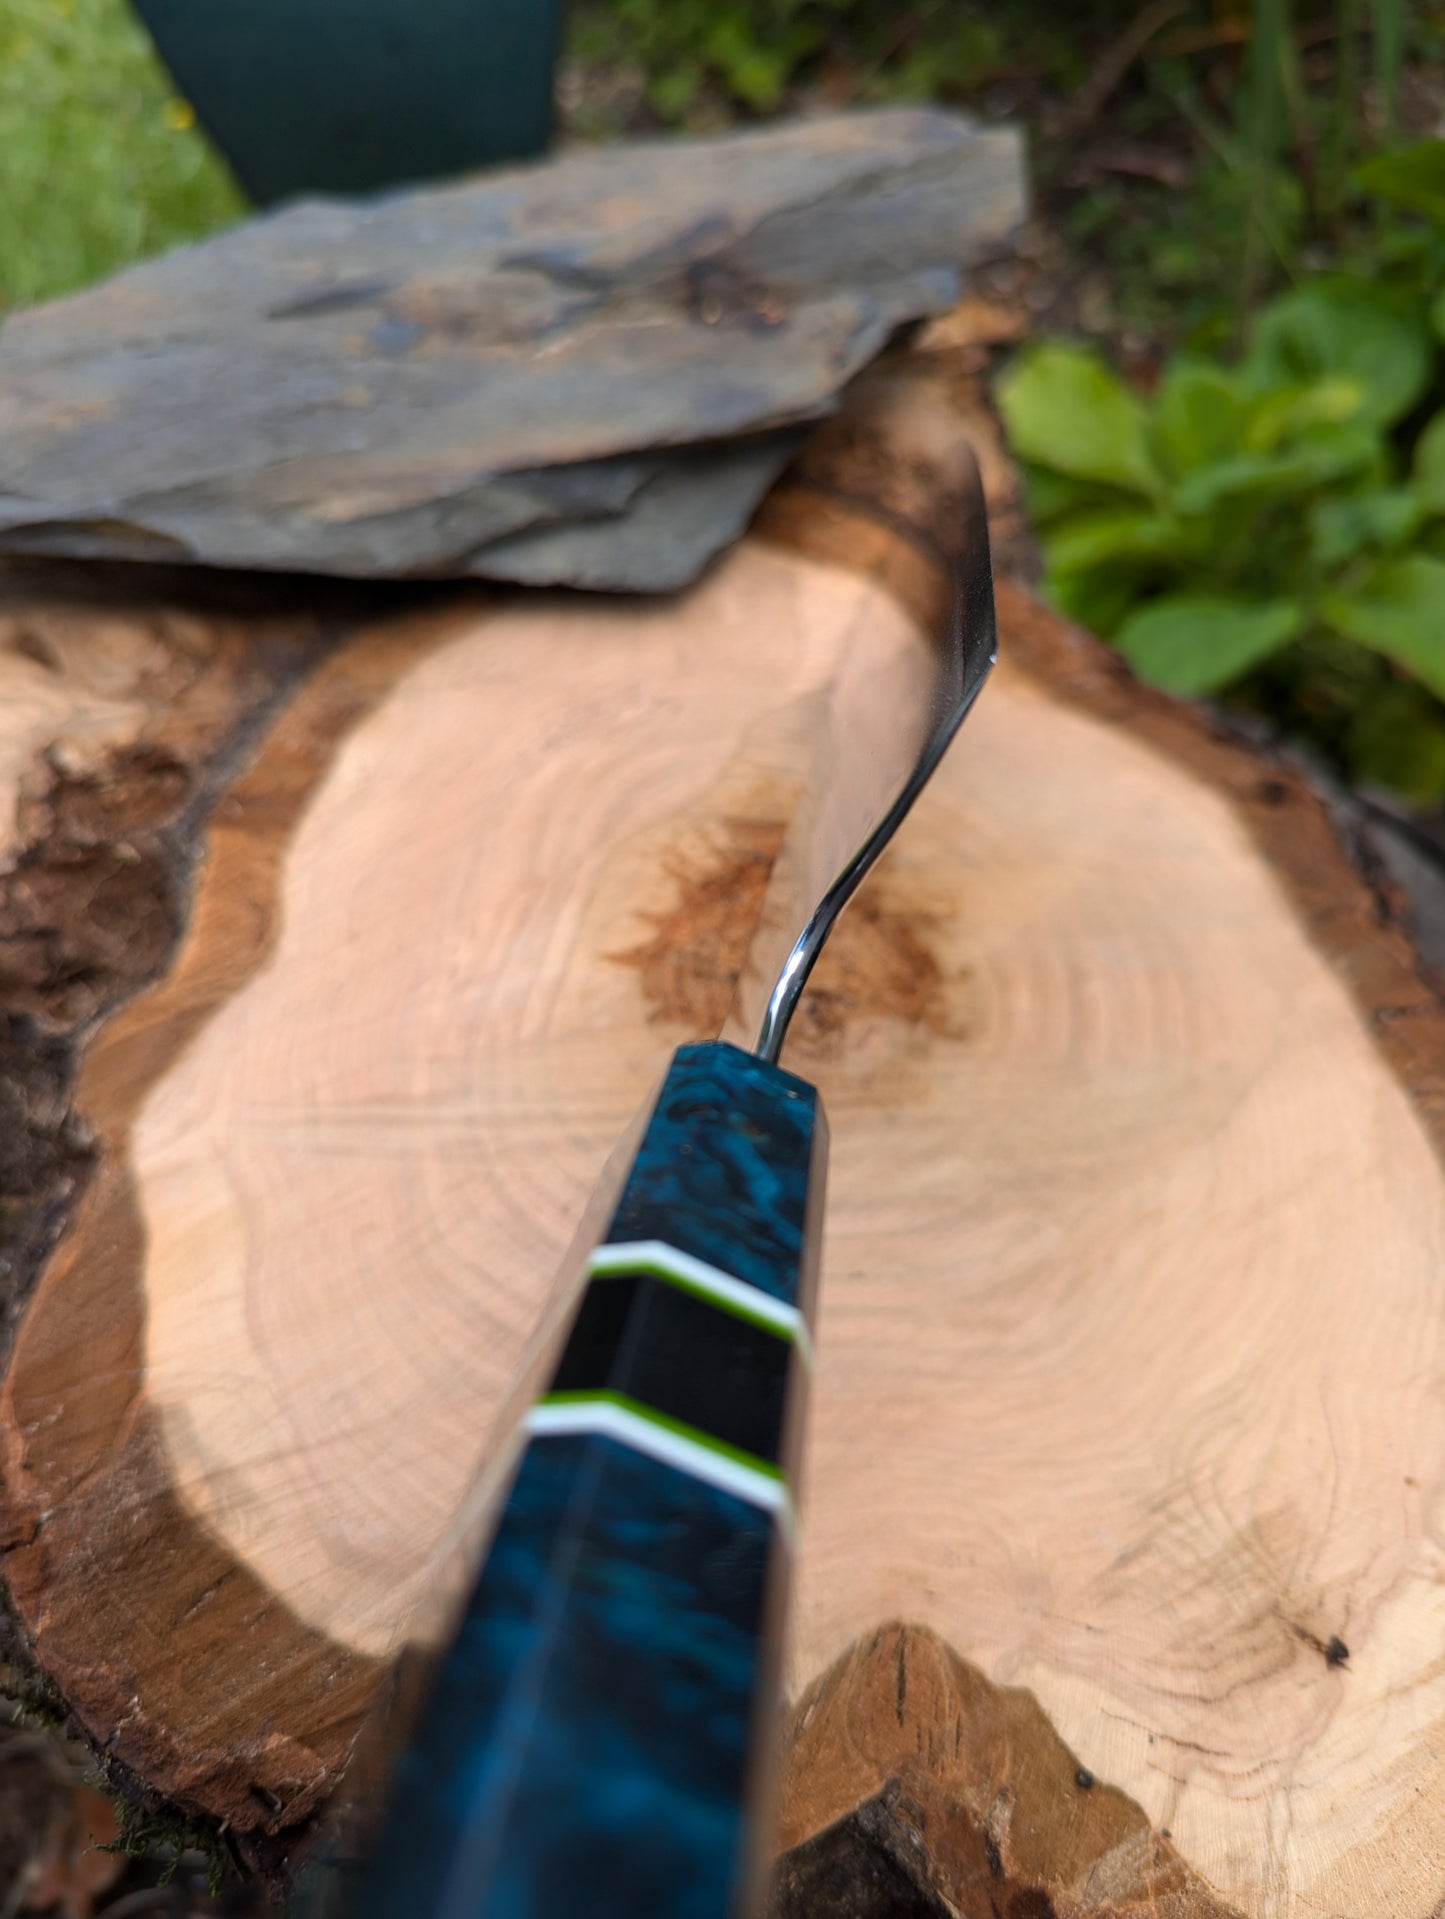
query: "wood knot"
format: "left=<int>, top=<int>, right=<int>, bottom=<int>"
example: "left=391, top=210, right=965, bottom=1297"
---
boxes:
left=616, top=810, right=964, bottom=1056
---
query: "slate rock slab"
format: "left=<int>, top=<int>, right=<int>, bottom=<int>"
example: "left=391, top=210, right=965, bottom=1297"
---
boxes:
left=0, top=108, right=1024, bottom=588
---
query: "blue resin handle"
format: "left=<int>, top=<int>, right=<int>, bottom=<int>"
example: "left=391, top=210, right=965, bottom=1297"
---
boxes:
left=353, top=1041, right=826, bottom=1919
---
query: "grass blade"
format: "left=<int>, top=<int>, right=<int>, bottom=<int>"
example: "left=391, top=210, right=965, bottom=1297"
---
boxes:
left=1371, top=0, right=1404, bottom=141
left=1239, top=0, right=1294, bottom=321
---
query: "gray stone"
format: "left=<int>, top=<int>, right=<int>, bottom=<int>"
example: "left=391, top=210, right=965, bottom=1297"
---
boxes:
left=0, top=109, right=1025, bottom=587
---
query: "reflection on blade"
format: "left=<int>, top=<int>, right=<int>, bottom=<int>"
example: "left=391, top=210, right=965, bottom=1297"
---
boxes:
left=752, top=451, right=997, bottom=1064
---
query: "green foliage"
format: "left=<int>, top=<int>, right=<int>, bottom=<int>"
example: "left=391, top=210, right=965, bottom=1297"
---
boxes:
left=1357, top=139, right=1445, bottom=225
left=1056, top=0, right=1430, bottom=345
left=1373, top=0, right=1405, bottom=139
left=1415, top=412, right=1445, bottom=511
left=1239, top=0, right=1412, bottom=300
left=566, top=0, right=1101, bottom=125
left=0, top=0, right=244, bottom=311
left=1000, top=166, right=1445, bottom=803
left=571, top=0, right=854, bottom=118
left=1243, top=283, right=1432, bottom=429
left=1324, top=556, right=1445, bottom=698
left=1000, top=345, right=1156, bottom=495
left=1116, top=594, right=1304, bottom=695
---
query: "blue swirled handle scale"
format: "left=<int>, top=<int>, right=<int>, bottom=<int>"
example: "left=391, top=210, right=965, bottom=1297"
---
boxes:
left=351, top=1040, right=827, bottom=1919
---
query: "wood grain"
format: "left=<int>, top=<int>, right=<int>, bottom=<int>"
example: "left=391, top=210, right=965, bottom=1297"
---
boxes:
left=773, top=1624, right=1240, bottom=1918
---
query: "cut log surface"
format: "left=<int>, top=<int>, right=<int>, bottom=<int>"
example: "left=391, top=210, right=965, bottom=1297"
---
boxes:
left=4, top=360, right=1445, bottom=1916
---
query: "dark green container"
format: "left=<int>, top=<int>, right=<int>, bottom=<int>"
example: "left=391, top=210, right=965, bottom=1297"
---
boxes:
left=132, top=0, right=562, bottom=204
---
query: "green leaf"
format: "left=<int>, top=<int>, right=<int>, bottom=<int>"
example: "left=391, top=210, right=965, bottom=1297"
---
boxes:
left=1241, top=376, right=1368, bottom=450
left=1243, top=284, right=1433, bottom=429
left=1020, top=466, right=1129, bottom=528
left=1433, top=288, right=1445, bottom=344
left=1356, top=139, right=1445, bottom=225
left=1043, top=567, right=1143, bottom=639
left=1310, top=488, right=1423, bottom=566
left=1359, top=490, right=1421, bottom=547
left=1042, top=507, right=1191, bottom=573
left=1149, top=360, right=1251, bottom=477
left=1323, top=554, right=1445, bottom=696
left=1415, top=411, right=1445, bottom=512
left=996, top=344, right=1157, bottom=495
left=1115, top=594, right=1304, bottom=694
left=703, top=10, right=818, bottom=109
left=1172, top=423, right=1381, bottom=513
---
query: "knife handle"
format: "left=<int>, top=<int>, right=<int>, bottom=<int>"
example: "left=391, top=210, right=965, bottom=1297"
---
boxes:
left=352, top=1040, right=826, bottom=1919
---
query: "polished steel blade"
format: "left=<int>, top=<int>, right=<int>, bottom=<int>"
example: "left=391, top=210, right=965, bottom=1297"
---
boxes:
left=753, top=448, right=997, bottom=1063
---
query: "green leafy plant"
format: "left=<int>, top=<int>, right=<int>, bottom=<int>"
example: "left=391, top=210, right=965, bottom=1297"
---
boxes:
left=999, top=140, right=1445, bottom=803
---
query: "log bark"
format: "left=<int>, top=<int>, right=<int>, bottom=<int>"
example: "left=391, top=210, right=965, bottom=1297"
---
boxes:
left=3, top=353, right=1445, bottom=1915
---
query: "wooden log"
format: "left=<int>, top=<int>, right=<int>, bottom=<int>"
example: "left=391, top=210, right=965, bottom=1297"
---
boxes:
left=4, top=356, right=1445, bottom=1915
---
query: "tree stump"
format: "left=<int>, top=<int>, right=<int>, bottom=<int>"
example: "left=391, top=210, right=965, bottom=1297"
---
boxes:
left=3, top=354, right=1445, bottom=1917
